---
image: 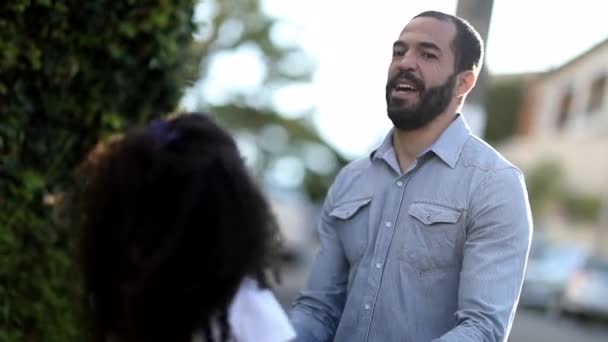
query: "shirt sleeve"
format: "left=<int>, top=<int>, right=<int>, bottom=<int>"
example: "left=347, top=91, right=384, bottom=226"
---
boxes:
left=290, top=182, right=349, bottom=342
left=228, top=278, right=296, bottom=342
left=434, top=167, right=533, bottom=342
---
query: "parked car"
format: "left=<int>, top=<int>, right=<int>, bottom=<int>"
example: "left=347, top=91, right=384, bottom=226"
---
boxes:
left=560, top=256, right=608, bottom=319
left=520, top=243, right=587, bottom=313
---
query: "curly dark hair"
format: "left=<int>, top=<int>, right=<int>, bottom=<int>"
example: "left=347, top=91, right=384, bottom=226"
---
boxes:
left=72, top=113, right=282, bottom=342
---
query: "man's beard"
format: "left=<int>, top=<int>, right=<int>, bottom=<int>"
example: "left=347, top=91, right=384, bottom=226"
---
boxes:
left=386, top=71, right=456, bottom=131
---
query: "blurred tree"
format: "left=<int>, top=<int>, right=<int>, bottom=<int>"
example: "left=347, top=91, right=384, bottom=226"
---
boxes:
left=0, top=0, right=198, bottom=340
left=484, top=75, right=525, bottom=144
left=526, top=160, right=564, bottom=218
left=561, top=192, right=603, bottom=223
left=525, top=160, right=603, bottom=223
left=185, top=0, right=347, bottom=201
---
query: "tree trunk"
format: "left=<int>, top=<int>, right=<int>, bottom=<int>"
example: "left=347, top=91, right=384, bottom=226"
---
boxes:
left=456, top=0, right=494, bottom=138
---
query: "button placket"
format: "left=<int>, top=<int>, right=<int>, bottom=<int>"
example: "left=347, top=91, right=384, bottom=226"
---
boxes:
left=364, top=174, right=409, bottom=334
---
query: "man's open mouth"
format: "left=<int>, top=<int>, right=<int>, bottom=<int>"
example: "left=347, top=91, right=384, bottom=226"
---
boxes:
left=393, top=80, right=419, bottom=93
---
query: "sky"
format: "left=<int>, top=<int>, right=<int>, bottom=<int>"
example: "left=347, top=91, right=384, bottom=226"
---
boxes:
left=187, top=0, right=608, bottom=159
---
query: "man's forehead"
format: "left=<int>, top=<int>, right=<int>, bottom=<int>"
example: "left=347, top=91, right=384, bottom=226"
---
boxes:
left=398, top=16, right=456, bottom=48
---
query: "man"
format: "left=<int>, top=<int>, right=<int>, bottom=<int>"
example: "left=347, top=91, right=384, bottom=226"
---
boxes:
left=291, top=10, right=532, bottom=342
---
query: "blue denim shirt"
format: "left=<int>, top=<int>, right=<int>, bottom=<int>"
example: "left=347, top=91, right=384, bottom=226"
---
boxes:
left=291, top=115, right=533, bottom=342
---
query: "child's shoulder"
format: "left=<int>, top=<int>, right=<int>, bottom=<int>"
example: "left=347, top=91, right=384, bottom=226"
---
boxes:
left=228, top=278, right=296, bottom=342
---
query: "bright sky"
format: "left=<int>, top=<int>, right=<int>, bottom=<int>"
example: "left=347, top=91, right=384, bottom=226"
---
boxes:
left=188, top=0, right=608, bottom=160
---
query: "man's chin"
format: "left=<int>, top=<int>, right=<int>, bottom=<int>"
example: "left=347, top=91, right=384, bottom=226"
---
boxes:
left=387, top=103, right=419, bottom=115
left=389, top=94, right=420, bottom=107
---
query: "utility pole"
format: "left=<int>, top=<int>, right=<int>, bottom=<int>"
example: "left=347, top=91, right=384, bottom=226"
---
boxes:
left=597, top=196, right=608, bottom=258
left=456, top=0, right=494, bottom=138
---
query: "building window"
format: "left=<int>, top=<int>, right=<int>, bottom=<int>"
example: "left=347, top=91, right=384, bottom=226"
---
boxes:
left=557, top=90, right=572, bottom=130
left=587, top=74, right=606, bottom=114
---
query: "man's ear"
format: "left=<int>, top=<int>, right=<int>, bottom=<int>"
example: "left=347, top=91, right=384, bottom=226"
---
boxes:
left=455, top=70, right=476, bottom=98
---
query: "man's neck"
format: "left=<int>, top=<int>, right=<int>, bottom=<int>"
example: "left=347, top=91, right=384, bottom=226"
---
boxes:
left=392, top=111, right=456, bottom=172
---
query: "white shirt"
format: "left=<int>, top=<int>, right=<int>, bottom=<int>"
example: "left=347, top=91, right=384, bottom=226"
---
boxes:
left=193, top=278, right=296, bottom=342
left=228, top=278, right=295, bottom=342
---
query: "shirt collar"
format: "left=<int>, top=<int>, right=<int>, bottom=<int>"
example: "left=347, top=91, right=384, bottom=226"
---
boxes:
left=370, top=114, right=471, bottom=169
left=370, top=128, right=400, bottom=174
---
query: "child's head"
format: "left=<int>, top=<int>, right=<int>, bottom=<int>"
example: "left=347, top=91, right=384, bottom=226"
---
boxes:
left=74, top=113, right=281, bottom=342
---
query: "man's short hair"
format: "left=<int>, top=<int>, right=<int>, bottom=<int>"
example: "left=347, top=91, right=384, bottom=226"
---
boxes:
left=414, top=11, right=484, bottom=74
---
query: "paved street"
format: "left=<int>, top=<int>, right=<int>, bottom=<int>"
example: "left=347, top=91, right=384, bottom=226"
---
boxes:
left=509, top=309, right=608, bottom=342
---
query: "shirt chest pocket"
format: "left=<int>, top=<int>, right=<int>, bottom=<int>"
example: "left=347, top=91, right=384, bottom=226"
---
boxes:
left=329, top=197, right=372, bottom=264
left=400, top=202, right=464, bottom=275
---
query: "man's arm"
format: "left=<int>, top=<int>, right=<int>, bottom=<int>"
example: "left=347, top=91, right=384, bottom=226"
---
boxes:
left=434, top=167, right=533, bottom=342
left=290, top=187, right=349, bottom=342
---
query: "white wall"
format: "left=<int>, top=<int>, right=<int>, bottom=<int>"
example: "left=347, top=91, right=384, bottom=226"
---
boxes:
left=534, top=42, right=608, bottom=138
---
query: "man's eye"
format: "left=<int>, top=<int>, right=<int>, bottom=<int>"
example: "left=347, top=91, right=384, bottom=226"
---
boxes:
left=422, top=52, right=437, bottom=60
left=393, top=49, right=405, bottom=57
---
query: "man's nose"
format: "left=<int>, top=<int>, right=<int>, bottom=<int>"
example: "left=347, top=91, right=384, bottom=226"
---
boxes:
left=396, top=52, right=417, bottom=72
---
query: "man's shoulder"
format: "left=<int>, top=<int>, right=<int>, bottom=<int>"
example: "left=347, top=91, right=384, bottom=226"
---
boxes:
left=327, top=157, right=376, bottom=201
left=460, top=135, right=521, bottom=174
left=341, top=156, right=373, bottom=174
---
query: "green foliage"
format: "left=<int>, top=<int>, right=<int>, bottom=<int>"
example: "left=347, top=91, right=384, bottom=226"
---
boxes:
left=526, top=159, right=564, bottom=217
left=525, top=160, right=602, bottom=222
left=561, top=192, right=603, bottom=222
left=0, top=0, right=198, bottom=339
left=189, top=0, right=346, bottom=201
left=484, top=76, right=525, bottom=144
left=1, top=0, right=343, bottom=339
left=210, top=103, right=347, bottom=201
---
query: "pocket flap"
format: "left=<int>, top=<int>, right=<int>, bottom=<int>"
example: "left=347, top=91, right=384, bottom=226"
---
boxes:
left=330, top=197, right=372, bottom=220
left=408, top=202, right=461, bottom=225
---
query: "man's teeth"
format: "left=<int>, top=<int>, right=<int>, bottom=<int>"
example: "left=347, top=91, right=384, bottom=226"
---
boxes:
left=396, top=84, right=416, bottom=91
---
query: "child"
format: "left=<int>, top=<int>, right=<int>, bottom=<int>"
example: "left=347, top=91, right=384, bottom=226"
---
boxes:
left=72, top=113, right=295, bottom=342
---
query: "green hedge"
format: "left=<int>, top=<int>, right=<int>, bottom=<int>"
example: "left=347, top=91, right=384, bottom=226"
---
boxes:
left=0, top=0, right=197, bottom=340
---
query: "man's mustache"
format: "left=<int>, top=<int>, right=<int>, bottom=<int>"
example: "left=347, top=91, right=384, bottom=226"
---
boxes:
left=388, top=70, right=425, bottom=92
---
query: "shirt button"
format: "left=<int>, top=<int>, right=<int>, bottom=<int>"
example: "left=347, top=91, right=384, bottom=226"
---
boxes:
left=364, top=304, right=371, bottom=310
left=375, top=263, right=382, bottom=269
left=396, top=181, right=403, bottom=187
left=385, top=221, right=392, bottom=227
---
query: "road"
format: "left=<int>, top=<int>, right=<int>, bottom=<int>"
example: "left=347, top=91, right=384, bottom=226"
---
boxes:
left=509, top=309, right=608, bottom=342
